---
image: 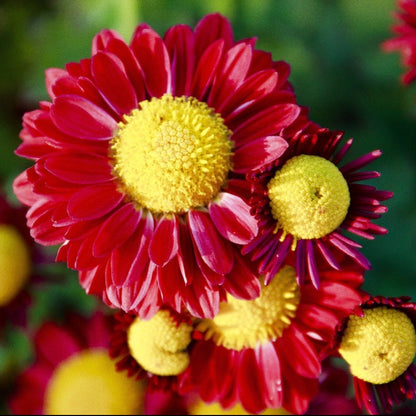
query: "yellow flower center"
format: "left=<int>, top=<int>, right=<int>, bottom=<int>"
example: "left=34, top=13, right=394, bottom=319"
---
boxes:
left=339, top=307, right=416, bottom=384
left=0, top=224, right=31, bottom=306
left=267, top=155, right=350, bottom=240
left=110, top=94, right=233, bottom=214
left=197, top=265, right=300, bottom=350
left=127, top=309, right=193, bottom=376
left=44, top=348, right=145, bottom=415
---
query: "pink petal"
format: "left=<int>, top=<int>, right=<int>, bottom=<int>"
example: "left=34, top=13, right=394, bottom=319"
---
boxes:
left=68, top=182, right=124, bottom=220
left=13, top=170, right=39, bottom=206
left=149, top=215, right=179, bottom=267
left=233, top=135, right=288, bottom=173
left=188, top=210, right=234, bottom=274
left=92, top=202, right=140, bottom=257
left=45, top=68, right=70, bottom=99
left=91, top=52, right=137, bottom=116
left=51, top=95, right=117, bottom=140
left=164, top=24, right=195, bottom=96
left=44, top=152, right=113, bottom=184
left=208, top=192, right=258, bottom=244
left=131, top=27, right=171, bottom=97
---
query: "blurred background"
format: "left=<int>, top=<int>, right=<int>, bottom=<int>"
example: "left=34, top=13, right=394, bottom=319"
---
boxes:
left=0, top=0, right=415, bottom=413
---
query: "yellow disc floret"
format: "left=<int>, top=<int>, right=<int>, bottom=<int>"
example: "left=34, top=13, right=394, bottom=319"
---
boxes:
left=127, top=309, right=193, bottom=376
left=0, top=224, right=31, bottom=306
left=197, top=265, right=300, bottom=350
left=267, top=154, right=350, bottom=240
left=339, top=307, right=416, bottom=384
left=111, top=94, right=233, bottom=214
left=44, top=348, right=145, bottom=415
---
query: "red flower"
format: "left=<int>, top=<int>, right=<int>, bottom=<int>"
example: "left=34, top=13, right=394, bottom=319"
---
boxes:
left=8, top=311, right=146, bottom=415
left=335, top=295, right=416, bottom=415
left=179, top=260, right=364, bottom=415
left=382, top=0, right=416, bottom=84
left=243, top=128, right=393, bottom=289
left=12, top=13, right=307, bottom=319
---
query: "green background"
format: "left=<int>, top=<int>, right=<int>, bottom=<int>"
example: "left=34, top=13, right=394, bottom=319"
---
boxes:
left=0, top=0, right=415, bottom=414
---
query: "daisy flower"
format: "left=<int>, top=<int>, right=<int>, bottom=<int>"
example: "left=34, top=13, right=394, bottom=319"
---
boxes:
left=178, top=260, right=365, bottom=415
left=0, top=190, right=45, bottom=332
left=8, top=311, right=146, bottom=415
left=109, top=307, right=194, bottom=391
left=12, top=13, right=307, bottom=319
left=243, top=127, right=393, bottom=289
left=382, top=0, right=416, bottom=84
left=336, top=294, right=416, bottom=415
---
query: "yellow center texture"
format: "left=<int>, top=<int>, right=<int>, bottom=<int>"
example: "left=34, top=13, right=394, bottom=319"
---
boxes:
left=267, top=154, right=350, bottom=240
left=111, top=94, right=233, bottom=214
left=127, top=309, right=193, bottom=376
left=44, top=349, right=145, bottom=415
left=0, top=224, right=31, bottom=306
left=339, top=307, right=416, bottom=384
left=197, top=265, right=300, bottom=350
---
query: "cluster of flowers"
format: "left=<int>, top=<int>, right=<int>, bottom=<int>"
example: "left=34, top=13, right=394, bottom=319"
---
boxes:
left=2, top=2, right=416, bottom=415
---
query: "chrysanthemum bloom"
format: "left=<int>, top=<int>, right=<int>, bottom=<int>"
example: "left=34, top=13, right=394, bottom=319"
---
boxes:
left=0, top=191, right=44, bottom=332
left=8, top=311, right=146, bottom=415
left=109, top=307, right=194, bottom=392
left=12, top=13, right=308, bottom=319
left=178, top=261, right=364, bottom=415
left=382, top=0, right=416, bottom=84
left=243, top=128, right=393, bottom=288
left=336, top=294, right=416, bottom=415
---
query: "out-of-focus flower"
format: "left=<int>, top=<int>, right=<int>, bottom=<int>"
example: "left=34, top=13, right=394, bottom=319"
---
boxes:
left=243, top=128, right=393, bottom=288
left=335, top=294, right=416, bottom=415
left=8, top=311, right=146, bottom=415
left=382, top=0, right=416, bottom=84
left=178, top=261, right=364, bottom=415
left=12, top=12, right=310, bottom=320
left=0, top=190, right=45, bottom=332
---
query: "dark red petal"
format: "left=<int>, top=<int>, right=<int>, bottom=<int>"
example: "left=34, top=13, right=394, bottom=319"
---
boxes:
left=93, top=202, right=140, bottom=257
left=44, top=152, right=113, bottom=184
left=149, top=215, right=179, bottom=267
left=91, top=52, right=137, bottom=116
left=233, top=135, right=288, bottom=173
left=51, top=95, right=116, bottom=139
left=164, top=24, right=195, bottom=96
left=208, top=192, right=258, bottom=244
left=131, top=27, right=171, bottom=97
left=188, top=210, right=234, bottom=274
left=68, top=183, right=124, bottom=220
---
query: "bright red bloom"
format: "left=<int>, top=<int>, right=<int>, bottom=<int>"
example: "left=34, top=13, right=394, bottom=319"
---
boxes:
left=179, top=260, right=364, bottom=415
left=12, top=13, right=307, bottom=319
left=335, top=295, right=416, bottom=415
left=8, top=311, right=146, bottom=415
left=382, top=0, right=416, bottom=84
left=243, top=128, right=393, bottom=289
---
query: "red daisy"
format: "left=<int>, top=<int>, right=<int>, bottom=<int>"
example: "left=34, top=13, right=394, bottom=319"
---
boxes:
left=243, top=128, right=393, bottom=289
left=382, top=0, right=416, bottom=84
left=12, top=13, right=308, bottom=319
left=109, top=307, right=194, bottom=391
left=178, top=259, right=365, bottom=415
left=0, top=190, right=47, bottom=333
left=8, top=311, right=146, bottom=415
left=336, top=294, right=416, bottom=415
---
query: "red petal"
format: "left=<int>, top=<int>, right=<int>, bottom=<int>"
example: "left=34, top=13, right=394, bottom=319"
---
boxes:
left=92, top=29, right=124, bottom=53
left=44, top=152, right=113, bottom=184
left=91, top=52, right=137, bottom=116
left=92, top=202, right=140, bottom=257
left=13, top=170, right=39, bottom=206
left=68, top=182, right=124, bottom=220
left=51, top=95, right=116, bottom=139
left=233, top=135, right=288, bottom=173
left=149, top=215, right=179, bottom=267
left=188, top=210, right=234, bottom=274
left=131, top=27, right=171, bottom=97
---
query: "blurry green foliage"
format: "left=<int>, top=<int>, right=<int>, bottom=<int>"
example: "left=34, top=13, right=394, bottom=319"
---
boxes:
left=0, top=0, right=415, bottom=413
